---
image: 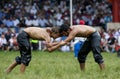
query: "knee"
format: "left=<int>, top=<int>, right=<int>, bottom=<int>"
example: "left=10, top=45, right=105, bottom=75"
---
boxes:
left=78, top=53, right=86, bottom=63
left=21, top=55, right=31, bottom=66
left=15, top=56, right=21, bottom=64
left=94, top=54, right=104, bottom=63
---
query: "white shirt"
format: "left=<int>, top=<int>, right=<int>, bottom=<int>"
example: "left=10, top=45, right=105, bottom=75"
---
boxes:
left=39, top=18, right=48, bottom=27
left=13, top=19, right=20, bottom=27
left=0, top=37, right=7, bottom=46
left=25, top=19, right=32, bottom=26
left=56, top=19, right=63, bottom=27
left=32, top=19, right=39, bottom=26
left=30, top=6, right=37, bottom=15
left=9, top=38, right=14, bottom=46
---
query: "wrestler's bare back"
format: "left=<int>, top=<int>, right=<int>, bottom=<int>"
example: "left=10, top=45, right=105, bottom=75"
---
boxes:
left=23, top=27, right=51, bottom=41
left=70, top=25, right=96, bottom=37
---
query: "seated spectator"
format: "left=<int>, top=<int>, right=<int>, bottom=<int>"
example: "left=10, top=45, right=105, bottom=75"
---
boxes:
left=12, top=16, right=20, bottom=27
left=115, top=36, right=120, bottom=57
left=0, top=33, right=8, bottom=52
left=5, top=17, right=14, bottom=28
left=25, top=16, right=32, bottom=27
left=5, top=28, right=13, bottom=42
left=56, top=18, right=63, bottom=27
left=8, top=33, right=18, bottom=51
left=107, top=34, right=116, bottom=53
left=38, top=16, right=48, bottom=28
left=100, top=34, right=109, bottom=52
left=0, top=24, right=7, bottom=36
left=32, top=16, right=39, bottom=27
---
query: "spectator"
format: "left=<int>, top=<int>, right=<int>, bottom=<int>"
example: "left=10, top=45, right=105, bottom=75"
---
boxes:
left=0, top=33, right=8, bottom=51
left=79, top=20, right=85, bottom=25
left=115, top=36, right=120, bottom=57
left=38, top=16, right=48, bottom=28
left=0, top=24, right=7, bottom=35
left=8, top=33, right=18, bottom=51
left=12, top=16, right=20, bottom=27
left=100, top=33, right=109, bottom=52
left=107, top=34, right=116, bottom=53
left=114, top=28, right=120, bottom=39
left=5, top=17, right=14, bottom=28
left=5, top=28, right=12, bottom=42
left=56, top=18, right=63, bottom=27
left=32, top=16, right=39, bottom=27
left=30, top=6, right=37, bottom=15
left=25, top=16, right=32, bottom=27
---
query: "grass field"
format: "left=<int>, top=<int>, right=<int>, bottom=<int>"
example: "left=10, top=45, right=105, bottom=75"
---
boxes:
left=0, top=50, right=120, bottom=79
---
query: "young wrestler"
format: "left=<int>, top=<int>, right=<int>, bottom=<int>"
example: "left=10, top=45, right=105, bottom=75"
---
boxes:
left=6, top=27, right=60, bottom=74
left=48, top=24, right=105, bottom=71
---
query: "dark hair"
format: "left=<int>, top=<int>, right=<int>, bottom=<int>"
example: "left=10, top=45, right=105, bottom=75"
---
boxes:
left=51, top=27, right=59, bottom=33
left=59, top=24, right=70, bottom=33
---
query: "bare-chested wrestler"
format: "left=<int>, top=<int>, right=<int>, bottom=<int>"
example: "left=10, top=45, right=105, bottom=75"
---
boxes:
left=6, top=27, right=60, bottom=74
left=47, top=24, right=105, bottom=71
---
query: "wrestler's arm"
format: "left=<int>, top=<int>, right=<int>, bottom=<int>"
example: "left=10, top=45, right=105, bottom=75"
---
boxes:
left=44, top=36, right=53, bottom=48
left=46, top=41, right=60, bottom=47
left=48, top=32, right=76, bottom=52
left=51, top=42, right=60, bottom=46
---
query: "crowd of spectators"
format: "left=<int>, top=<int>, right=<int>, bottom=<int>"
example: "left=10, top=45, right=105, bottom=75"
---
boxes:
left=0, top=0, right=112, bottom=29
left=0, top=0, right=120, bottom=55
left=100, top=28, right=120, bottom=54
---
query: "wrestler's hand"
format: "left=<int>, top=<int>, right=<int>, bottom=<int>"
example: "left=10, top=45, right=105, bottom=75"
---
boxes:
left=59, top=40, right=66, bottom=46
left=47, top=47, right=53, bottom=52
left=46, top=43, right=52, bottom=48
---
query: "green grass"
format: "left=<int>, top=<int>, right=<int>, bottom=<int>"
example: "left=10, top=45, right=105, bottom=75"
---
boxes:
left=0, top=50, right=120, bottom=79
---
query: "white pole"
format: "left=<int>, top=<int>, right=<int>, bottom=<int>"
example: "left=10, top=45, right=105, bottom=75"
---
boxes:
left=70, top=0, right=74, bottom=51
left=70, top=0, right=73, bottom=27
